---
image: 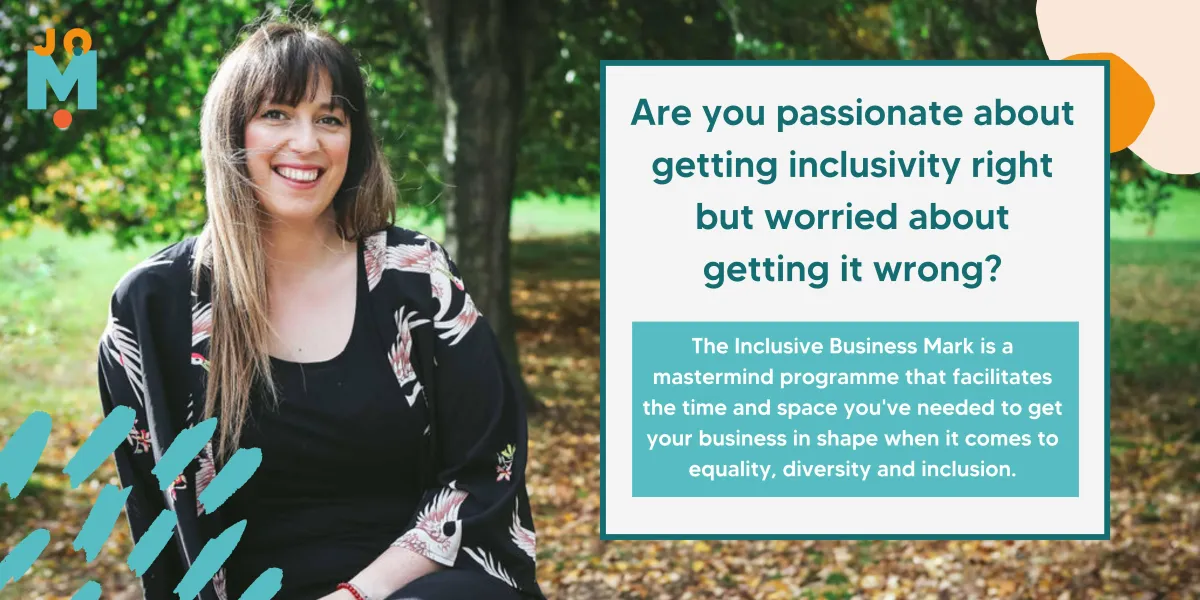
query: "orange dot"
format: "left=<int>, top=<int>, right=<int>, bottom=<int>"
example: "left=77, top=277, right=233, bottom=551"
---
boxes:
left=53, top=109, right=73, bottom=129
left=1066, top=52, right=1154, bottom=153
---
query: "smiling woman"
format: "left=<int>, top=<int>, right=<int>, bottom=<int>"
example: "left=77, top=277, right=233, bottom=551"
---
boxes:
left=96, top=18, right=544, bottom=600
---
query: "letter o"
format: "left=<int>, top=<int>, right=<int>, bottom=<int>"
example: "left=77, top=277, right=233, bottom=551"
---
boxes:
left=64, top=28, right=92, bottom=55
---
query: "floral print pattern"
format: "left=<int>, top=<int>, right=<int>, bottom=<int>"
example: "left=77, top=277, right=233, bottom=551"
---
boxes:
left=496, top=444, right=515, bottom=482
left=364, top=230, right=387, bottom=291
left=389, top=306, right=430, bottom=407
left=194, top=442, right=217, bottom=516
left=127, top=427, right=151, bottom=455
left=464, top=547, right=519, bottom=588
left=509, top=497, right=537, bottom=561
left=99, top=316, right=147, bottom=406
left=393, top=481, right=469, bottom=566
left=192, top=302, right=212, bottom=347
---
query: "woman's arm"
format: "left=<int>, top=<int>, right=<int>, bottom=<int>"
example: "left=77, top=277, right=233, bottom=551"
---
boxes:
left=98, top=265, right=189, bottom=599
left=325, top=236, right=541, bottom=600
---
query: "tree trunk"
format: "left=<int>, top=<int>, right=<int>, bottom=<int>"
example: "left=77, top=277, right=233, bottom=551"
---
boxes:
left=420, top=0, right=541, bottom=412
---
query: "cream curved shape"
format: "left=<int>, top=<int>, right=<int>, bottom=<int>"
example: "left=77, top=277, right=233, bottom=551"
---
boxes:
left=1037, top=0, right=1200, bottom=174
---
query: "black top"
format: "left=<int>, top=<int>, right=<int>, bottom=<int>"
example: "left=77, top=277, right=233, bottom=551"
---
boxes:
left=223, top=244, right=426, bottom=599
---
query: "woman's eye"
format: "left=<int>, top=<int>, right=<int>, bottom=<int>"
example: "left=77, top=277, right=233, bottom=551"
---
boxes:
left=263, top=109, right=286, bottom=120
left=320, top=115, right=345, bottom=126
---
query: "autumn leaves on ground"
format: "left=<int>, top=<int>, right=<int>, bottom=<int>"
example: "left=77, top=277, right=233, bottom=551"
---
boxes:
left=2, top=208, right=1199, bottom=599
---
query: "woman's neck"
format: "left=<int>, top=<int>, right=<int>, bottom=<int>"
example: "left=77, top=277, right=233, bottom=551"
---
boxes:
left=261, top=210, right=351, bottom=277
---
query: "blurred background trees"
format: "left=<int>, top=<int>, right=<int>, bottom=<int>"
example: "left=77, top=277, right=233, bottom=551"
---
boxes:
left=2, top=4, right=1198, bottom=598
left=2, top=0, right=1196, bottom=408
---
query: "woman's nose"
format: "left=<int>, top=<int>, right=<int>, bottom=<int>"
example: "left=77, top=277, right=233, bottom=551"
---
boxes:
left=286, top=122, right=321, bottom=153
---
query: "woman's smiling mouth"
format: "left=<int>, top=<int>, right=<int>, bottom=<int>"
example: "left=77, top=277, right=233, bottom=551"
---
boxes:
left=272, top=165, right=325, bottom=187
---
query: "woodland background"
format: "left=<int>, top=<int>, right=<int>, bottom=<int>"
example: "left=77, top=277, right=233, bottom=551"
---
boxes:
left=1, top=0, right=1197, bottom=598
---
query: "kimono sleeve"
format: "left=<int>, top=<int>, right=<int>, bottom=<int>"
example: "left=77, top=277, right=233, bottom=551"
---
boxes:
left=393, top=244, right=542, bottom=597
left=97, top=270, right=186, bottom=599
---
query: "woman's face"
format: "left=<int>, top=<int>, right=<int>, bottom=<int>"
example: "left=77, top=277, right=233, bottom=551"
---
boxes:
left=244, top=71, right=351, bottom=223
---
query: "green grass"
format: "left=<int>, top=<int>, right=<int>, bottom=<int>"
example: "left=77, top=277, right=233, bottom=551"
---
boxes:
left=1107, top=190, right=1200, bottom=383
left=0, top=230, right=151, bottom=430
left=1109, top=237, right=1200, bottom=384
left=1110, top=187, right=1200, bottom=240
left=395, top=193, right=600, bottom=241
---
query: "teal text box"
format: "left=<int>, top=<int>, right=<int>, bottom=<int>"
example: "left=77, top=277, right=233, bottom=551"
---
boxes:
left=632, top=321, right=1079, bottom=497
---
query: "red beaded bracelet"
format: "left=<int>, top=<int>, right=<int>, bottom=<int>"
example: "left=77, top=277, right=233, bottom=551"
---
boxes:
left=337, top=582, right=369, bottom=600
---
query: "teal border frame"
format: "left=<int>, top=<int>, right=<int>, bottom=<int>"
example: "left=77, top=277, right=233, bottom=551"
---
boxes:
left=598, top=60, right=1112, bottom=541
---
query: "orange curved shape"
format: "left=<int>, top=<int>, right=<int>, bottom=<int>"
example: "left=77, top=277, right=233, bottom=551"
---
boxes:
left=1066, top=52, right=1154, bottom=152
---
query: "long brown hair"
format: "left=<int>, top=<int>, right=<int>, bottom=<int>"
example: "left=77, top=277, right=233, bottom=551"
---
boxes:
left=194, top=19, right=396, bottom=461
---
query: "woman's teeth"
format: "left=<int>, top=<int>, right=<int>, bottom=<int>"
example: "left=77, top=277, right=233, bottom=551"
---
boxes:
left=274, top=167, right=320, bottom=182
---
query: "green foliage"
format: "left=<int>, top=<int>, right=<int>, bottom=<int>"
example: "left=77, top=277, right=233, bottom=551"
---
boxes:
left=3, top=0, right=274, bottom=246
left=517, top=0, right=736, bottom=200
left=2, top=0, right=1197, bottom=246
left=1108, top=151, right=1200, bottom=235
left=1, top=0, right=444, bottom=248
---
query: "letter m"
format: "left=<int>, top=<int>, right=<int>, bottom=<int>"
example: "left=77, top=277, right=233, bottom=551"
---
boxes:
left=26, top=50, right=96, bottom=110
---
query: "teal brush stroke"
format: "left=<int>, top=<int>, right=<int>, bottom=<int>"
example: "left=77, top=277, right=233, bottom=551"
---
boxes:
left=199, top=447, right=262, bottom=513
left=64, top=405, right=135, bottom=488
left=152, top=417, right=217, bottom=491
left=127, top=509, right=178, bottom=577
left=0, top=528, right=50, bottom=593
left=239, top=567, right=283, bottom=600
left=0, top=410, right=51, bottom=499
left=174, top=520, right=247, bottom=600
left=74, top=484, right=132, bottom=563
left=70, top=580, right=101, bottom=600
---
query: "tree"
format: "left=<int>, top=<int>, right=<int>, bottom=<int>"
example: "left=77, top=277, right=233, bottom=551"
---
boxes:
left=416, top=0, right=542, bottom=410
left=412, top=0, right=739, bottom=412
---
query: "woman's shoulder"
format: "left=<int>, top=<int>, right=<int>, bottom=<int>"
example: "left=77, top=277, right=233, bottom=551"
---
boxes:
left=107, top=236, right=199, bottom=307
left=362, top=224, right=466, bottom=309
left=366, top=223, right=449, bottom=252
left=363, top=224, right=459, bottom=279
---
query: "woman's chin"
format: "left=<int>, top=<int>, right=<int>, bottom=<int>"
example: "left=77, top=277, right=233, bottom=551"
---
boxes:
left=259, top=193, right=336, bottom=224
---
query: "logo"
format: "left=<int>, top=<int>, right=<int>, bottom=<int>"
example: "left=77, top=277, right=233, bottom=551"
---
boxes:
left=26, top=28, right=95, bottom=130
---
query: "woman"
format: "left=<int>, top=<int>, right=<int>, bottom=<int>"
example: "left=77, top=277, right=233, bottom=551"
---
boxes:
left=97, top=20, right=544, bottom=600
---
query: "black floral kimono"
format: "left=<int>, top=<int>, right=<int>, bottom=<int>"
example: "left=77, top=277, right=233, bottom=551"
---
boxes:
left=97, top=226, right=543, bottom=599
